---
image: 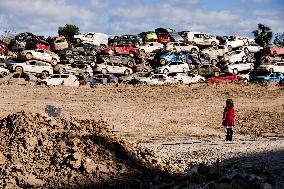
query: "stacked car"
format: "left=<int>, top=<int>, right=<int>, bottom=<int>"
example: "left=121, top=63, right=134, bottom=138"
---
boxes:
left=0, top=27, right=283, bottom=86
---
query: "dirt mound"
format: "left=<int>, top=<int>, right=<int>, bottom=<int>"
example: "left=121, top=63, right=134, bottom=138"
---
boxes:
left=0, top=112, right=172, bottom=189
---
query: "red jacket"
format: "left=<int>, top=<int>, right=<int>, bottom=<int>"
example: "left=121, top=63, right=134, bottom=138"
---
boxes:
left=223, top=107, right=235, bottom=127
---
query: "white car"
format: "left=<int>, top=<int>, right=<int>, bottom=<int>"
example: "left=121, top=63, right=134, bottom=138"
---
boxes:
left=139, top=42, right=164, bottom=53
left=181, top=31, right=219, bottom=46
left=166, top=42, right=199, bottom=53
left=94, top=63, right=133, bottom=75
left=139, top=74, right=177, bottom=85
left=225, top=50, right=247, bottom=64
left=242, top=45, right=263, bottom=54
left=225, top=62, right=254, bottom=75
left=155, top=61, right=190, bottom=75
left=7, top=60, right=53, bottom=78
left=225, top=36, right=247, bottom=51
left=74, top=32, right=108, bottom=47
left=202, top=45, right=228, bottom=57
left=20, top=50, right=60, bottom=66
left=168, top=73, right=206, bottom=84
left=41, top=74, right=79, bottom=86
left=257, top=62, right=284, bottom=73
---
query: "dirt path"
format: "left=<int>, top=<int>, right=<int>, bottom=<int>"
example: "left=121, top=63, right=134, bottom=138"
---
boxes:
left=0, top=83, right=283, bottom=187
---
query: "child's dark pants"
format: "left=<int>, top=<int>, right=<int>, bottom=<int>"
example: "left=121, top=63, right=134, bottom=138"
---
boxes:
left=226, top=128, right=233, bottom=141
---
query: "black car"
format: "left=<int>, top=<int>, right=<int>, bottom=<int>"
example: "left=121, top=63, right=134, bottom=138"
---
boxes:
left=98, top=55, right=136, bottom=67
left=64, top=43, right=101, bottom=56
left=108, top=35, right=142, bottom=47
left=62, top=54, right=96, bottom=67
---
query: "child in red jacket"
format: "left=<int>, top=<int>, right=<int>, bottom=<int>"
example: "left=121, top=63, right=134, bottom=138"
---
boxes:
left=222, top=99, right=235, bottom=141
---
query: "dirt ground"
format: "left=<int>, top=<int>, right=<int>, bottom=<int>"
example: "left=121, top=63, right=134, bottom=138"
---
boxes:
left=0, top=83, right=283, bottom=187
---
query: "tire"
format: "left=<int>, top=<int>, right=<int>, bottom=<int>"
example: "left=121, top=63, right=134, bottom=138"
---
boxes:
left=124, top=69, right=131, bottom=75
left=41, top=81, right=47, bottom=86
left=191, top=48, right=198, bottom=54
left=127, top=60, right=134, bottom=67
left=1, top=71, right=8, bottom=77
left=233, top=68, right=238, bottom=75
left=15, top=66, right=23, bottom=73
left=211, top=59, right=217, bottom=65
left=91, top=49, right=98, bottom=55
left=204, top=53, right=210, bottom=59
left=193, top=70, right=199, bottom=75
left=160, top=59, right=166, bottom=65
left=214, top=72, right=220, bottom=77
left=103, top=56, right=110, bottom=63
left=83, top=72, right=90, bottom=79
left=178, top=80, right=183, bottom=84
left=243, top=78, right=249, bottom=85
left=100, top=44, right=106, bottom=49
left=228, top=45, right=232, bottom=52
left=211, top=41, right=217, bottom=46
left=65, top=49, right=73, bottom=55
left=68, top=58, right=75, bottom=64
left=76, top=38, right=81, bottom=44
left=25, top=53, right=33, bottom=60
left=58, top=67, right=65, bottom=74
left=269, top=68, right=274, bottom=73
left=242, top=56, right=247, bottom=63
left=42, top=71, right=49, bottom=79
left=244, top=47, right=249, bottom=54
left=163, top=69, right=169, bottom=75
left=182, top=67, right=187, bottom=73
left=50, top=59, right=57, bottom=66
left=101, top=69, right=108, bottom=75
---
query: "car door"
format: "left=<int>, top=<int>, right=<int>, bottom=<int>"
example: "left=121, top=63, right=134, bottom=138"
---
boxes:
left=25, top=61, right=36, bottom=73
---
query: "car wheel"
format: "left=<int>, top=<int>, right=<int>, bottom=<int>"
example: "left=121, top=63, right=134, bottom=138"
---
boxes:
left=269, top=68, right=274, bottom=73
left=50, top=59, right=58, bottom=66
left=1, top=71, right=8, bottom=77
left=65, top=49, right=73, bottom=55
left=233, top=68, right=238, bottom=75
left=127, top=60, right=134, bottom=67
left=244, top=47, right=249, bottom=55
left=178, top=80, right=183, bottom=84
left=243, top=78, right=249, bottom=85
left=163, top=69, right=169, bottom=75
left=124, top=69, right=131, bottom=75
left=25, top=53, right=33, bottom=60
left=214, top=72, right=220, bottom=77
left=103, top=56, right=110, bottom=63
left=182, top=68, right=187, bottom=73
left=191, top=48, right=198, bottom=54
left=101, top=68, right=108, bottom=75
left=76, top=38, right=81, bottom=44
left=193, top=70, right=199, bottom=75
left=242, top=56, right=247, bottom=63
left=211, top=59, right=217, bottom=65
left=228, top=45, right=232, bottom=52
left=160, top=59, right=166, bottom=65
left=58, top=67, right=65, bottom=74
left=100, top=44, right=106, bottom=50
left=41, top=71, right=49, bottom=79
left=211, top=41, right=217, bottom=46
left=83, top=72, right=90, bottom=79
left=15, top=67, right=23, bottom=73
left=68, top=58, right=75, bottom=64
left=92, top=49, right=98, bottom=55
left=204, top=53, right=210, bottom=59
left=41, top=81, right=47, bottom=86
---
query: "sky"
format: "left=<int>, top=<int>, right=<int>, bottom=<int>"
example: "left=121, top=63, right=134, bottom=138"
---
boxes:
left=0, top=0, right=283, bottom=38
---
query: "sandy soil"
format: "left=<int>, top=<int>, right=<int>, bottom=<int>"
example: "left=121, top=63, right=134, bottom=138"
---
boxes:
left=0, top=83, right=283, bottom=187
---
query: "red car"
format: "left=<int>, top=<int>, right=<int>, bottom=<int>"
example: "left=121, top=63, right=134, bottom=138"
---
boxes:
left=157, top=33, right=170, bottom=44
left=0, top=40, right=8, bottom=55
left=261, top=46, right=284, bottom=56
left=208, top=73, right=238, bottom=83
left=103, top=44, right=139, bottom=57
left=26, top=39, right=50, bottom=51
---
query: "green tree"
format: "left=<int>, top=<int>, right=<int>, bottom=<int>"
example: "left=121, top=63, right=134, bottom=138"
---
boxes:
left=273, top=33, right=284, bottom=46
left=58, top=24, right=80, bottom=42
left=252, top=23, right=273, bottom=47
